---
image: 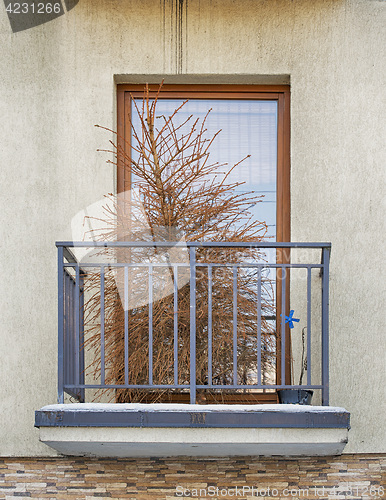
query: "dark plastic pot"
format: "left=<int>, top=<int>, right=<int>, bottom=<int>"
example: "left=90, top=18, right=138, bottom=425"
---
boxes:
left=278, top=389, right=313, bottom=405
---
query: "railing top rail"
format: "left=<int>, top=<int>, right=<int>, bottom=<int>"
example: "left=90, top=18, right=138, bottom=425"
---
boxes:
left=56, top=241, right=331, bottom=249
left=63, top=246, right=78, bottom=264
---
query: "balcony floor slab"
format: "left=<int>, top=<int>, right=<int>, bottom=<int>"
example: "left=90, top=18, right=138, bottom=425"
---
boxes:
left=35, top=404, right=350, bottom=457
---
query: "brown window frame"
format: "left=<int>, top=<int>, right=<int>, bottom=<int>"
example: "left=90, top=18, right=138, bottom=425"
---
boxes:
left=117, top=84, right=291, bottom=388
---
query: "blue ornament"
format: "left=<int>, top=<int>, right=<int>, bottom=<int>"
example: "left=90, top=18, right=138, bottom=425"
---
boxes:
left=281, top=310, right=300, bottom=329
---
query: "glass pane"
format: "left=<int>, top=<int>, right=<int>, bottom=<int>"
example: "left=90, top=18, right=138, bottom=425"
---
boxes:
left=130, top=97, right=280, bottom=393
left=132, top=98, right=278, bottom=239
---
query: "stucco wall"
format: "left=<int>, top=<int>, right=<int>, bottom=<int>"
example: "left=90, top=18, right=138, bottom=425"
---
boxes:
left=0, top=0, right=385, bottom=456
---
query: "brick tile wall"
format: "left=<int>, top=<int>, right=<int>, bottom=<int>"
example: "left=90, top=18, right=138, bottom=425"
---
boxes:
left=0, top=454, right=385, bottom=499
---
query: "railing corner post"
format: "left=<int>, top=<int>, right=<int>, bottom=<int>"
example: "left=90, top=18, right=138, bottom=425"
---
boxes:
left=57, top=244, right=64, bottom=404
left=189, top=246, right=197, bottom=404
left=321, top=246, right=330, bottom=406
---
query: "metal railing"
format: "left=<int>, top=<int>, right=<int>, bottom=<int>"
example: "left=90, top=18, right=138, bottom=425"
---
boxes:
left=57, top=241, right=331, bottom=405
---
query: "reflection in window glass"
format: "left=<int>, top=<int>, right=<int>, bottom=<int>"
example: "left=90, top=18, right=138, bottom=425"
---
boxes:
left=132, top=99, right=277, bottom=239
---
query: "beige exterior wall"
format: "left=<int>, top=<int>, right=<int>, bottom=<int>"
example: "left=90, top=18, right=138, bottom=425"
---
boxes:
left=0, top=0, right=385, bottom=456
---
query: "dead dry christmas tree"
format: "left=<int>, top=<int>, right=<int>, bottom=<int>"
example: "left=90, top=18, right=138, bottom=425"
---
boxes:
left=83, top=84, right=276, bottom=403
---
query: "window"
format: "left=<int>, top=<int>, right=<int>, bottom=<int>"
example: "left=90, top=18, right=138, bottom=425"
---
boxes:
left=116, top=84, right=292, bottom=391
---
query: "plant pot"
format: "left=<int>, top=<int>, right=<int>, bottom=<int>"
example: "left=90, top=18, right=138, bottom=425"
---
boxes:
left=277, top=389, right=313, bottom=405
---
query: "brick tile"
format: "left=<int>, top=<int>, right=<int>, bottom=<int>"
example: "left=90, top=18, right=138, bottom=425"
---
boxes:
left=0, top=454, right=384, bottom=499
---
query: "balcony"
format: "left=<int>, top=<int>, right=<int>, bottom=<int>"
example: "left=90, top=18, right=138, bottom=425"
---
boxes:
left=35, top=241, right=350, bottom=457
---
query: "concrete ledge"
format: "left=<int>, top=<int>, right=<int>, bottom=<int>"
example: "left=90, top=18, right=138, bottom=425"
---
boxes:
left=114, top=74, right=291, bottom=85
left=35, top=403, right=350, bottom=429
left=39, top=426, right=349, bottom=457
left=35, top=404, right=350, bottom=457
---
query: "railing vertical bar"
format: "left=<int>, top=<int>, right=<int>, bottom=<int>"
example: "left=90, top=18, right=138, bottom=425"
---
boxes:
left=281, top=266, right=286, bottom=386
left=148, top=264, right=153, bottom=385
left=124, top=266, right=129, bottom=386
left=69, top=274, right=74, bottom=390
left=71, top=274, right=76, bottom=390
left=64, top=273, right=70, bottom=394
left=307, top=266, right=312, bottom=387
left=173, top=265, right=178, bottom=386
left=189, top=247, right=197, bottom=404
left=74, top=265, right=80, bottom=388
left=321, top=248, right=330, bottom=405
left=257, top=266, right=262, bottom=386
left=100, top=266, right=105, bottom=386
left=233, top=266, right=238, bottom=386
left=79, top=271, right=85, bottom=402
left=57, top=246, right=64, bottom=404
left=208, top=265, right=213, bottom=386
